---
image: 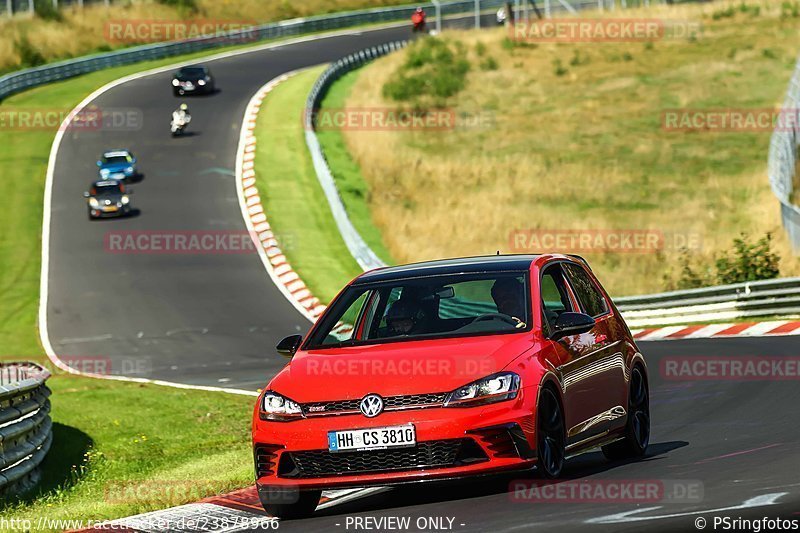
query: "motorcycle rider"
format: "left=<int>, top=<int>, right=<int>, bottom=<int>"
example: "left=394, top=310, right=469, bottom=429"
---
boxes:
left=411, top=7, right=427, bottom=32
left=171, top=103, right=191, bottom=134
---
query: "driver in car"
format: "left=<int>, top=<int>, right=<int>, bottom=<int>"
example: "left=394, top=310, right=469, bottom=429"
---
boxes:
left=491, top=278, right=526, bottom=327
left=385, top=299, right=419, bottom=336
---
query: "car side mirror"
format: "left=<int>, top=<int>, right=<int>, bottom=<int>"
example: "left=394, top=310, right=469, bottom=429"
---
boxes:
left=96, top=161, right=102, bottom=167
left=276, top=334, right=303, bottom=358
left=550, top=312, right=595, bottom=341
left=83, top=192, right=90, bottom=198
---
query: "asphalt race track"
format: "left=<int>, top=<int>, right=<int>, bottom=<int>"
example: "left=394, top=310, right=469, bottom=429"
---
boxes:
left=45, top=18, right=800, bottom=532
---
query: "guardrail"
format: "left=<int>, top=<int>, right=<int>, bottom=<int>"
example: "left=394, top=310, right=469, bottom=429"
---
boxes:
left=615, top=277, right=800, bottom=327
left=0, top=0, right=507, bottom=103
left=304, top=42, right=409, bottom=270
left=768, top=56, right=800, bottom=252
left=0, top=362, right=52, bottom=497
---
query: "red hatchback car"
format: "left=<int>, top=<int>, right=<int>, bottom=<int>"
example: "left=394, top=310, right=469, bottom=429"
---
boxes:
left=252, top=255, right=650, bottom=518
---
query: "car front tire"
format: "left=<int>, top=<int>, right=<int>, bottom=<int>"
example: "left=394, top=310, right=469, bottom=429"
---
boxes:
left=602, top=366, right=650, bottom=461
left=536, top=386, right=565, bottom=478
left=258, top=489, right=321, bottom=519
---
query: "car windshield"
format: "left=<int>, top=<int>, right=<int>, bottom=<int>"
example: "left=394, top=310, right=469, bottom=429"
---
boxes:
left=92, top=183, right=122, bottom=195
left=102, top=155, right=130, bottom=165
left=305, top=272, right=530, bottom=349
left=180, top=67, right=206, bottom=77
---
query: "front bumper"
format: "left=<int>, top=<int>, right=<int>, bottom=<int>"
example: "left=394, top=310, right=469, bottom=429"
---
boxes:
left=89, top=206, right=130, bottom=218
left=253, top=387, right=537, bottom=491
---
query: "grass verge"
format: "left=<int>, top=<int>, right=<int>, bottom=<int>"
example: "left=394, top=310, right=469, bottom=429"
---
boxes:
left=3, top=378, right=253, bottom=529
left=253, top=66, right=362, bottom=304
left=316, top=69, right=397, bottom=266
left=337, top=0, right=800, bottom=296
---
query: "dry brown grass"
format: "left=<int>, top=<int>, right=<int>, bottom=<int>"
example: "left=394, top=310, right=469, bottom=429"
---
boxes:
left=341, top=0, right=800, bottom=295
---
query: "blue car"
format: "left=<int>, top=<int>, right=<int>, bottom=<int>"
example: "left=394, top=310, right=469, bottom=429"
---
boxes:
left=97, top=150, right=137, bottom=181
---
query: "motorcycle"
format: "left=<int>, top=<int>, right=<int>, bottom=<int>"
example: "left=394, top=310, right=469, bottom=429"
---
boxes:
left=170, top=113, right=191, bottom=137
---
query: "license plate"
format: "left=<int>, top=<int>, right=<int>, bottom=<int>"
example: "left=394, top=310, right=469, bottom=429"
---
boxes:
left=102, top=206, right=118, bottom=212
left=328, top=424, right=416, bottom=452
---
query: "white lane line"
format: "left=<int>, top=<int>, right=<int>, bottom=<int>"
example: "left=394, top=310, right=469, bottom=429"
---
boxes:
left=58, top=333, right=113, bottom=344
left=585, top=492, right=787, bottom=524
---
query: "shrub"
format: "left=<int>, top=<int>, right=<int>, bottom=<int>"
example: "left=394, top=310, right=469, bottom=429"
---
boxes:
left=34, top=0, right=62, bottom=21
left=383, top=37, right=470, bottom=102
left=155, top=0, right=197, bottom=13
left=672, top=233, right=781, bottom=289
left=16, top=36, right=45, bottom=68
left=715, top=233, right=780, bottom=284
left=479, top=56, right=498, bottom=71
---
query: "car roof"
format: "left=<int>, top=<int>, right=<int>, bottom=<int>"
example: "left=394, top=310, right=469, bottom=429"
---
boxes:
left=180, top=65, right=207, bottom=71
left=353, top=254, right=543, bottom=284
left=102, top=150, right=130, bottom=157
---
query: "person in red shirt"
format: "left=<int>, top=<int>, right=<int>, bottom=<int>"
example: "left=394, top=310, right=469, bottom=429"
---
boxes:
left=411, top=7, right=427, bottom=32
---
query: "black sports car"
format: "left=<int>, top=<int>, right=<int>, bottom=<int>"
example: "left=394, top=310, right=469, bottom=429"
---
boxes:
left=84, top=180, right=133, bottom=219
left=172, top=65, right=215, bottom=96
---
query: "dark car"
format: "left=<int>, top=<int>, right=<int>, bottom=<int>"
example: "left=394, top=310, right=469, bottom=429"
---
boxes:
left=84, top=180, right=133, bottom=219
left=172, top=65, right=215, bottom=96
left=253, top=254, right=650, bottom=518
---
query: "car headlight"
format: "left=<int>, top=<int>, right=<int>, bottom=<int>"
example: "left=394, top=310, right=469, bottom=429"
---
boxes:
left=197, top=79, right=206, bottom=86
left=261, top=391, right=304, bottom=421
left=125, top=166, right=134, bottom=174
left=172, top=79, right=179, bottom=86
left=121, top=195, right=130, bottom=205
left=444, top=372, right=520, bottom=407
left=100, top=168, right=110, bottom=176
left=89, top=198, right=99, bottom=208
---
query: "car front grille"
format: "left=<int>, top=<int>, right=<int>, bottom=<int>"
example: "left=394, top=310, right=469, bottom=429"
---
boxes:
left=279, top=438, right=487, bottom=479
left=302, top=393, right=447, bottom=417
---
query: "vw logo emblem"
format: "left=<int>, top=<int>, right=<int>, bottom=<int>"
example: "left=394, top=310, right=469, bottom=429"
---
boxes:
left=359, top=394, right=384, bottom=418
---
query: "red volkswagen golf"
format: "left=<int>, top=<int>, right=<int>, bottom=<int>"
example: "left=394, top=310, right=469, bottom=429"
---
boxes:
left=252, top=254, right=650, bottom=518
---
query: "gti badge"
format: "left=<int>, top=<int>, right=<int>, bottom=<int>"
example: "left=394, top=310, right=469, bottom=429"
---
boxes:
left=359, top=394, right=384, bottom=418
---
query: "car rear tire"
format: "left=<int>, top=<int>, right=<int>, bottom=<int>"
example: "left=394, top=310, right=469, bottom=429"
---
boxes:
left=602, top=366, right=650, bottom=461
left=259, top=489, right=321, bottom=519
left=536, top=386, right=565, bottom=478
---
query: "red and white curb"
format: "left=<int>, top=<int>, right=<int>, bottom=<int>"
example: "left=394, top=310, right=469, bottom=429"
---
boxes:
left=235, top=70, right=328, bottom=324
left=631, top=320, right=800, bottom=341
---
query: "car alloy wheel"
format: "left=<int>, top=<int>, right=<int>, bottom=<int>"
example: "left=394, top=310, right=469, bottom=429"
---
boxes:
left=537, top=387, right=565, bottom=478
